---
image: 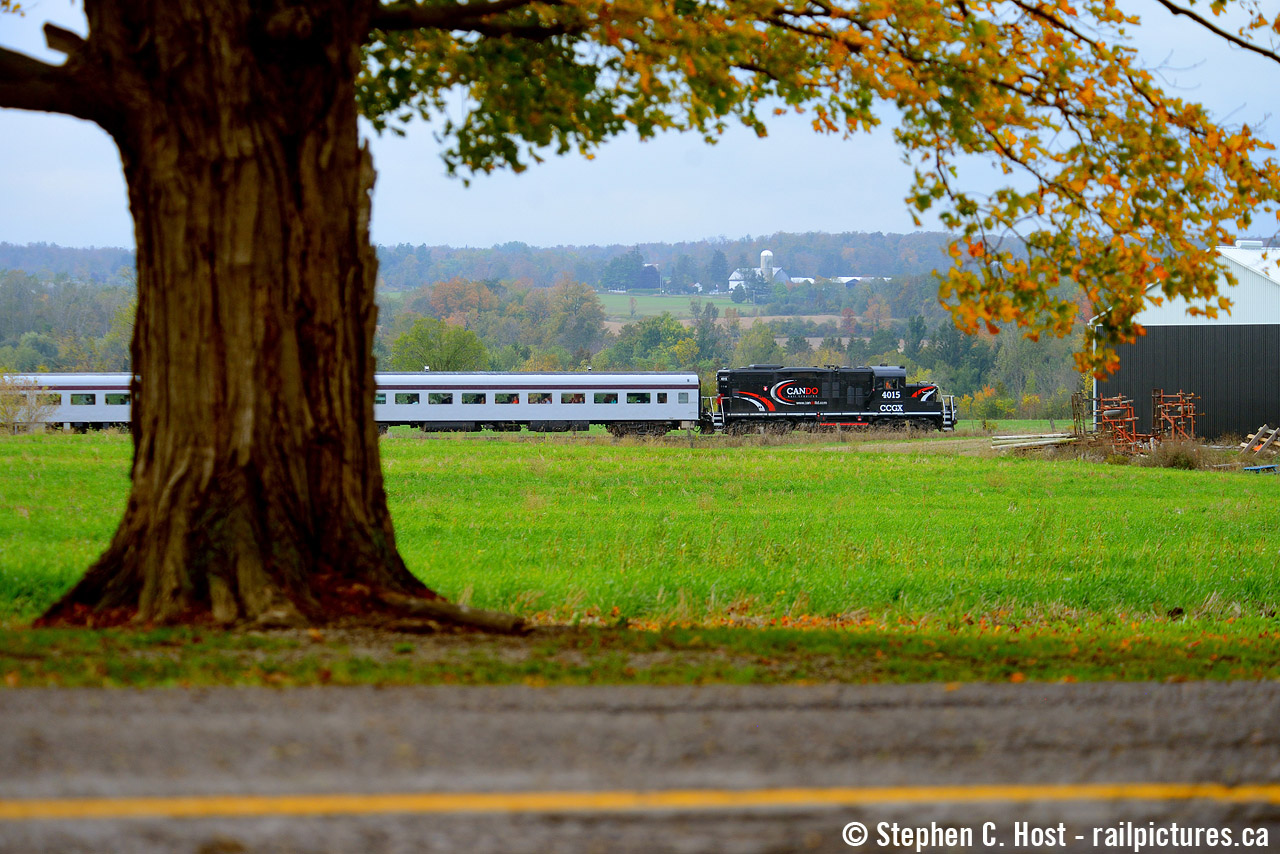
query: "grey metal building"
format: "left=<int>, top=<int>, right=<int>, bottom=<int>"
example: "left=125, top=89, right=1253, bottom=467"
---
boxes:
left=1098, top=243, right=1280, bottom=439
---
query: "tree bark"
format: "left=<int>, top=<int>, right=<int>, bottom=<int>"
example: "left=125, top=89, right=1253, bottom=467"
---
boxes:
left=38, top=0, right=446, bottom=627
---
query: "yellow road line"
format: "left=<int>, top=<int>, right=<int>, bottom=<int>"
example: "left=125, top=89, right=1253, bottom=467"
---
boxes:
left=3, top=783, right=1280, bottom=821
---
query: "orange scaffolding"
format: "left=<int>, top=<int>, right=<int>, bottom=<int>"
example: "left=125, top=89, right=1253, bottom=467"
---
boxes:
left=1151, top=389, right=1200, bottom=441
left=1096, top=394, right=1149, bottom=454
left=1072, top=389, right=1202, bottom=455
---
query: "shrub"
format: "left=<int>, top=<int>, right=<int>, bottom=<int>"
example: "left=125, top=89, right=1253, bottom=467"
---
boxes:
left=1141, top=440, right=1203, bottom=470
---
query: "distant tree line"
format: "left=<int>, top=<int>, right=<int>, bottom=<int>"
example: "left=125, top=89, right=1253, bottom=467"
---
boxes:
left=0, top=238, right=1083, bottom=419
left=0, top=243, right=136, bottom=284
left=377, top=276, right=609, bottom=374
left=0, top=269, right=134, bottom=372
left=375, top=273, right=1080, bottom=419
left=374, top=231, right=956, bottom=291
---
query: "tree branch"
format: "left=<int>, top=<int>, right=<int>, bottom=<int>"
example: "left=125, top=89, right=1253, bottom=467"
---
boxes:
left=448, top=17, right=584, bottom=39
left=43, top=23, right=86, bottom=56
left=1149, top=0, right=1280, bottom=67
left=0, top=45, right=80, bottom=115
left=1005, top=0, right=1102, bottom=51
left=0, top=29, right=117, bottom=127
left=372, top=0, right=566, bottom=33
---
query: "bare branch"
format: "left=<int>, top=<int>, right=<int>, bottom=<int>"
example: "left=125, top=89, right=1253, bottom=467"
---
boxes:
left=1149, top=0, right=1280, bottom=67
left=44, top=23, right=86, bottom=56
left=0, top=41, right=118, bottom=127
left=0, top=45, right=73, bottom=113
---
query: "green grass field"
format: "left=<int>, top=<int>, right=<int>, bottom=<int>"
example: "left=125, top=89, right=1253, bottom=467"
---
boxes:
left=2, top=431, right=1276, bottom=624
left=3, top=430, right=1278, bottom=687
left=596, top=292, right=741, bottom=320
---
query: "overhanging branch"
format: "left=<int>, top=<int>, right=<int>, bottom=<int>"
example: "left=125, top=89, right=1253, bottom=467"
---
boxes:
left=1149, top=0, right=1280, bottom=68
left=373, top=0, right=566, bottom=32
left=0, top=45, right=77, bottom=114
left=44, top=23, right=87, bottom=56
left=0, top=28, right=117, bottom=126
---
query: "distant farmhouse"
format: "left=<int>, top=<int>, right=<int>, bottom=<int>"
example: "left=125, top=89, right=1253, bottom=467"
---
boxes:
left=728, top=250, right=790, bottom=291
left=727, top=249, right=869, bottom=293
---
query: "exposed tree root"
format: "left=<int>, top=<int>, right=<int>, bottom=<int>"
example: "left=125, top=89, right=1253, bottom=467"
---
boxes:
left=37, top=568, right=527, bottom=635
left=377, top=591, right=528, bottom=635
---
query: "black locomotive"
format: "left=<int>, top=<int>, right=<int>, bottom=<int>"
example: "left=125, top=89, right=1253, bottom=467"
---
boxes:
left=711, top=364, right=958, bottom=433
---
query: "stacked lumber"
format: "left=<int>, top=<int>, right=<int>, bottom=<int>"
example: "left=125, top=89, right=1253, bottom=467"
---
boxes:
left=1240, top=425, right=1280, bottom=456
left=992, top=433, right=1077, bottom=452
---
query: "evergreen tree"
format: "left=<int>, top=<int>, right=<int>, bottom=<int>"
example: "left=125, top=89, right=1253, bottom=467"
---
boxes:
left=600, top=249, right=646, bottom=291
left=703, top=250, right=729, bottom=292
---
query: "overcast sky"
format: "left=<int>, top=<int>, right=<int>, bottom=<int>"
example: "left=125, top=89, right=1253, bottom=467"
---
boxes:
left=1, top=2, right=1276, bottom=249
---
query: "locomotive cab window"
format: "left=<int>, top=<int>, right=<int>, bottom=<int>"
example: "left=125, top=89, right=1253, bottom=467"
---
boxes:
left=394, top=393, right=420, bottom=405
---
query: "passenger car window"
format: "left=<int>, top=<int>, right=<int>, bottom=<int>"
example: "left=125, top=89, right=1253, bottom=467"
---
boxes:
left=462, top=393, right=486, bottom=405
left=561, top=392, right=586, bottom=404
left=594, top=393, right=618, bottom=404
left=71, top=394, right=95, bottom=405
left=374, top=392, right=386, bottom=405
left=428, top=392, right=453, bottom=405
left=394, top=393, right=420, bottom=405
left=496, top=393, right=519, bottom=405
left=626, top=392, right=651, bottom=404
left=529, top=392, right=552, bottom=404
left=678, top=392, right=689, bottom=404
left=105, top=393, right=130, bottom=406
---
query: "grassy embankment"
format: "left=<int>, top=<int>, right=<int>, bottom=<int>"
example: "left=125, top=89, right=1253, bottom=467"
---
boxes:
left=1, top=431, right=1276, bottom=686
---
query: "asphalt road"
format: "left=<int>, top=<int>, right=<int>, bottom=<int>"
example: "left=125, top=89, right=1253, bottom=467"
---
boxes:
left=2, top=682, right=1279, bottom=853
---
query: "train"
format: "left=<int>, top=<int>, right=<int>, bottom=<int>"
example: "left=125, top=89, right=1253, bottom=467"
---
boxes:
left=714, top=364, right=958, bottom=433
left=374, top=371, right=700, bottom=436
left=2, top=366, right=957, bottom=434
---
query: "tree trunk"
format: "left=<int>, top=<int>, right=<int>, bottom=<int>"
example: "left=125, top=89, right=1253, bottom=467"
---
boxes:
left=39, top=0, right=439, bottom=627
